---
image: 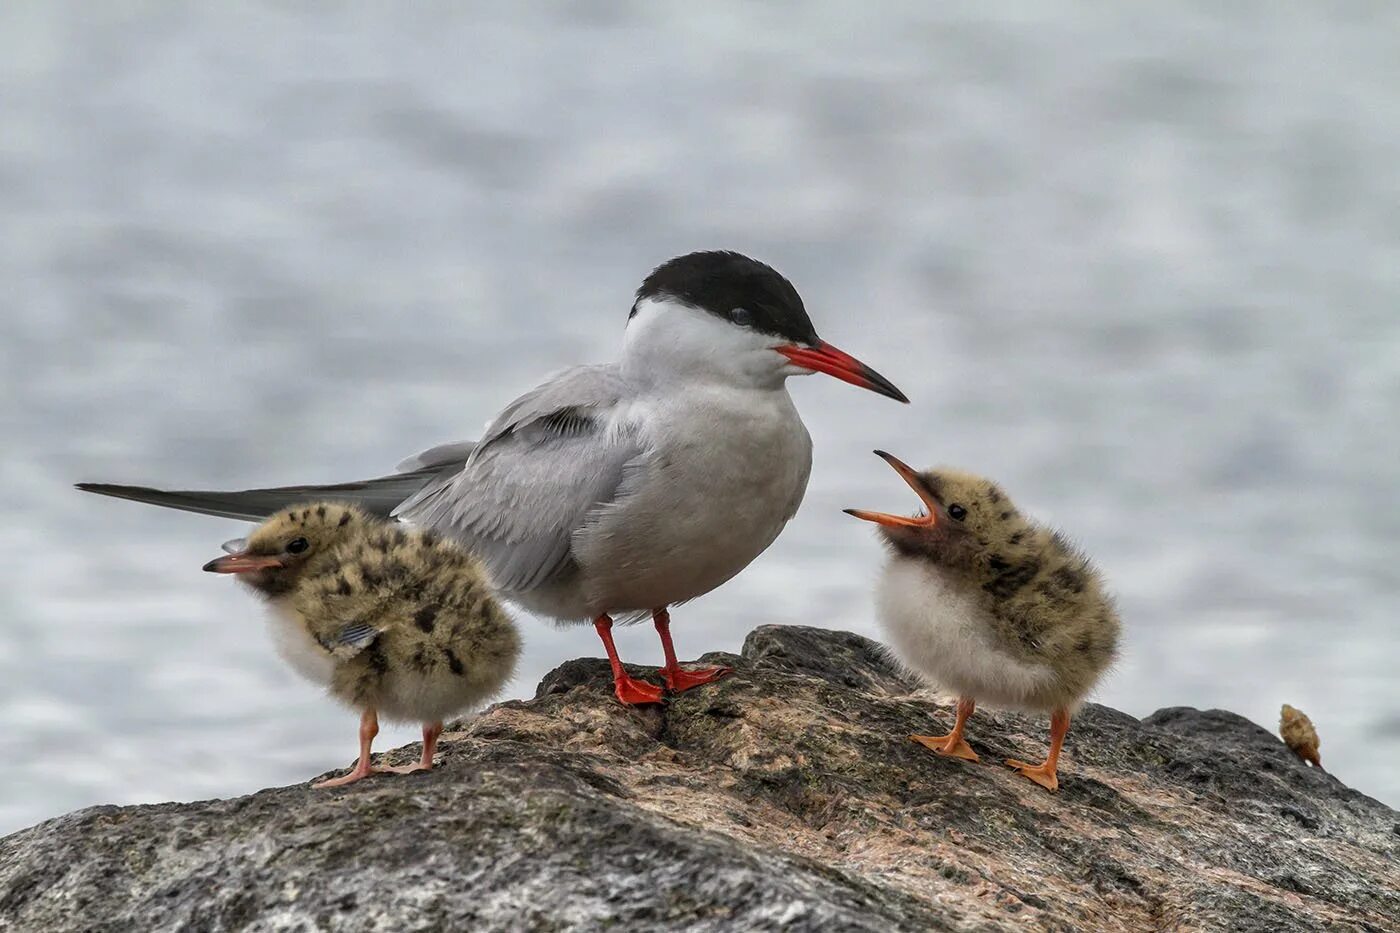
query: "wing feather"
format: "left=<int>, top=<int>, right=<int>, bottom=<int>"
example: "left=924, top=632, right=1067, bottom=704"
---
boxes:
left=394, top=364, right=646, bottom=593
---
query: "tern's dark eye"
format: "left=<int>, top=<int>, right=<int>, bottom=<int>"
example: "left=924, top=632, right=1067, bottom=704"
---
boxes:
left=728, top=307, right=754, bottom=327
left=285, top=537, right=310, bottom=554
left=947, top=504, right=967, bottom=522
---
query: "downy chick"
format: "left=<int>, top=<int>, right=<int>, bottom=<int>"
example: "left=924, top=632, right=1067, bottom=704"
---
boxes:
left=203, top=502, right=520, bottom=788
left=846, top=451, right=1121, bottom=792
left=1280, top=704, right=1322, bottom=769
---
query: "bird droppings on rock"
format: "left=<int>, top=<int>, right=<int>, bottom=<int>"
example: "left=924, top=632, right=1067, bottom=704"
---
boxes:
left=1, top=625, right=1396, bottom=932
left=1280, top=703, right=1323, bottom=770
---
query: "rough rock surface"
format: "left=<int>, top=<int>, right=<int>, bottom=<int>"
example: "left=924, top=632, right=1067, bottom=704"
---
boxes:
left=2, top=625, right=1396, bottom=932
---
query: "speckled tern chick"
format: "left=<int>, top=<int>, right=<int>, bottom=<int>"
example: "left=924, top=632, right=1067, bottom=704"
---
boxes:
left=846, top=451, right=1121, bottom=792
left=204, top=502, right=520, bottom=788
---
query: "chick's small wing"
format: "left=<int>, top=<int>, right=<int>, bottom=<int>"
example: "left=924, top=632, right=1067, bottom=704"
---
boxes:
left=311, top=619, right=382, bottom=660
left=292, top=581, right=386, bottom=659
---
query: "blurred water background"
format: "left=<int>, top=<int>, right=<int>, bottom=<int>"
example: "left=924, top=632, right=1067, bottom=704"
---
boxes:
left=1, top=2, right=1397, bottom=834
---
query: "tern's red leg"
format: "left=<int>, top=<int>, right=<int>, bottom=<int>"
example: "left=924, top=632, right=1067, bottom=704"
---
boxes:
left=653, top=608, right=732, bottom=693
left=314, top=708, right=387, bottom=788
left=1007, top=707, right=1071, bottom=792
left=594, top=615, right=665, bottom=705
left=381, top=720, right=444, bottom=775
left=911, top=696, right=980, bottom=762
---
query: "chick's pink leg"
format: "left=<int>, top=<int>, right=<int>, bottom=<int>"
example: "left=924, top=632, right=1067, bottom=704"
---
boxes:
left=314, top=708, right=383, bottom=788
left=911, top=696, right=981, bottom=762
left=1006, top=707, right=1071, bottom=792
left=380, top=720, right=444, bottom=774
left=420, top=720, right=443, bottom=768
left=594, top=615, right=665, bottom=705
left=653, top=608, right=732, bottom=693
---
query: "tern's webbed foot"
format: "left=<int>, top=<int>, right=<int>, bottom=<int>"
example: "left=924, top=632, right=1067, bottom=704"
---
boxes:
left=612, top=672, right=666, bottom=705
left=662, top=665, right=733, bottom=693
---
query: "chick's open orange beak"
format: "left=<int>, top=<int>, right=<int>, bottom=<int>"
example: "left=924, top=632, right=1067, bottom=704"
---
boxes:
left=202, top=552, right=284, bottom=574
left=843, top=450, right=938, bottom=528
left=776, top=342, right=909, bottom=403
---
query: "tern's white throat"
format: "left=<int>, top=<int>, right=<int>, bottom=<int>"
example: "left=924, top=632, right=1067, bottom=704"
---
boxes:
left=622, top=296, right=796, bottom=393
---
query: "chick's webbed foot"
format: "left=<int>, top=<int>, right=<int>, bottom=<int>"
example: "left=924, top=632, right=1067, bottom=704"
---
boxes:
left=313, top=762, right=397, bottom=788
left=312, top=707, right=402, bottom=789
left=910, top=732, right=981, bottom=762
left=1006, top=758, right=1059, bottom=792
left=912, top=696, right=980, bottom=762
left=382, top=720, right=445, bottom=773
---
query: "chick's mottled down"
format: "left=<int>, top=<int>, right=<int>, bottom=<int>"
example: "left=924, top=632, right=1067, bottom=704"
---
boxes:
left=204, top=502, right=520, bottom=787
left=847, top=452, right=1121, bottom=792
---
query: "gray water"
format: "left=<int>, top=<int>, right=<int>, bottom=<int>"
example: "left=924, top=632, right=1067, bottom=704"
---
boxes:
left=2, top=2, right=1397, bottom=835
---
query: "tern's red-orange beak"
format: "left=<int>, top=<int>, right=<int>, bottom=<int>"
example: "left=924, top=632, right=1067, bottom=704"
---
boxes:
left=843, top=450, right=939, bottom=528
left=202, top=552, right=284, bottom=574
left=776, top=341, right=908, bottom=403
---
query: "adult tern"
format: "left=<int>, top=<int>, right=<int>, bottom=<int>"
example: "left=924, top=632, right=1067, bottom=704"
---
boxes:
left=80, top=251, right=908, bottom=704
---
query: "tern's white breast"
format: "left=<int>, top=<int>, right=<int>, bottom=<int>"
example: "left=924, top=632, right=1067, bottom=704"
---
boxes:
left=571, top=382, right=813, bottom=616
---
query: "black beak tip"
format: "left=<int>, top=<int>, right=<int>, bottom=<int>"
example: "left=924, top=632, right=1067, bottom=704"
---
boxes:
left=863, top=369, right=909, bottom=404
left=202, top=559, right=221, bottom=573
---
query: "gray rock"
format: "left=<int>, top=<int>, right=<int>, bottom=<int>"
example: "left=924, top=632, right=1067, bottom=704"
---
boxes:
left=2, top=625, right=1397, bottom=931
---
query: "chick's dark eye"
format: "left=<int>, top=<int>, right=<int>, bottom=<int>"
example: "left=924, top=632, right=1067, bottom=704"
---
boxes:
left=285, top=537, right=309, bottom=554
left=947, top=504, right=967, bottom=522
left=729, top=307, right=754, bottom=326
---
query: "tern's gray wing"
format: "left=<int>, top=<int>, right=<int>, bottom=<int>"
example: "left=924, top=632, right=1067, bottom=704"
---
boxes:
left=469, top=364, right=627, bottom=452
left=394, top=440, right=477, bottom=474
left=393, top=364, right=646, bottom=593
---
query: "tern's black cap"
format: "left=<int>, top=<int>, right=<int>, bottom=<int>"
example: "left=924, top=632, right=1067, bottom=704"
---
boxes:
left=631, top=251, right=820, bottom=346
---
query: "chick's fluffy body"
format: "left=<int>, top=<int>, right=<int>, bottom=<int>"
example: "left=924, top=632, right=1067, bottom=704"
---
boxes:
left=876, top=468, right=1120, bottom=713
left=239, top=503, right=519, bottom=723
